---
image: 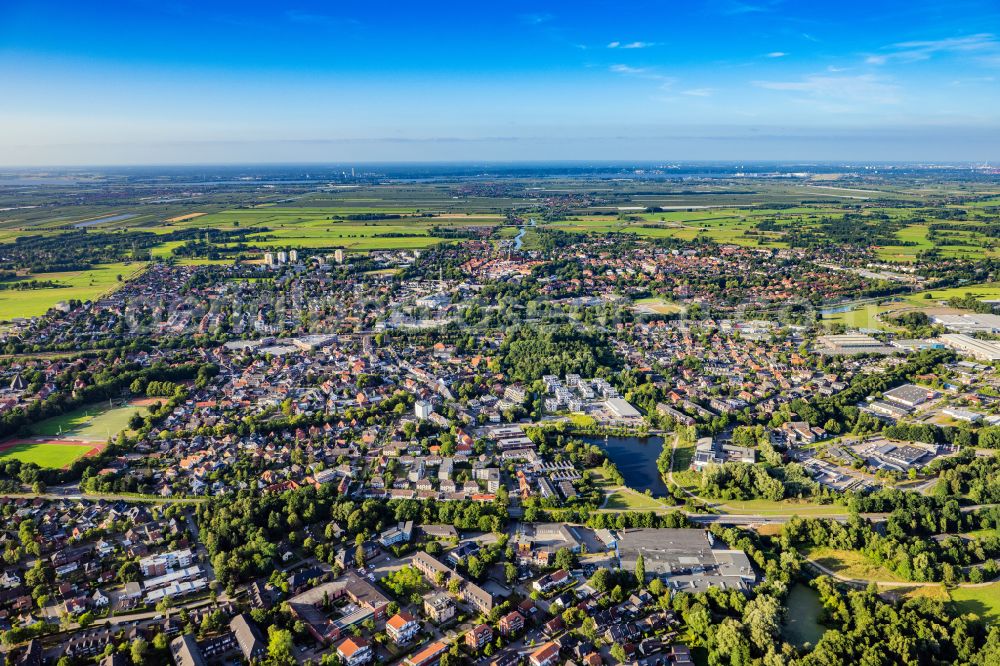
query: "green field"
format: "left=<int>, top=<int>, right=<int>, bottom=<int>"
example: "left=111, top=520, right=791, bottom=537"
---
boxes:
left=0, top=262, right=147, bottom=320
left=803, top=547, right=905, bottom=582
left=30, top=400, right=147, bottom=441
left=823, top=281, right=1000, bottom=331
left=950, top=583, right=1000, bottom=622
left=0, top=442, right=94, bottom=468
left=603, top=488, right=666, bottom=511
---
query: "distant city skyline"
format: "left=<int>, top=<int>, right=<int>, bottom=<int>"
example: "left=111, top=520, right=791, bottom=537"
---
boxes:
left=2, top=0, right=1000, bottom=165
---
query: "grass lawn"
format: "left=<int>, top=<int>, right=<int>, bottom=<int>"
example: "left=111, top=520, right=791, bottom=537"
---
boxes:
left=672, top=441, right=695, bottom=473
left=0, top=262, right=147, bottom=320
left=878, top=584, right=951, bottom=602
left=30, top=401, right=146, bottom=441
left=803, top=547, right=905, bottom=582
left=566, top=413, right=597, bottom=428
left=715, top=499, right=849, bottom=517
left=0, top=442, right=94, bottom=468
left=950, top=583, right=1000, bottom=622
left=964, top=528, right=1000, bottom=540
left=587, top=467, right=613, bottom=486
left=603, top=488, right=666, bottom=511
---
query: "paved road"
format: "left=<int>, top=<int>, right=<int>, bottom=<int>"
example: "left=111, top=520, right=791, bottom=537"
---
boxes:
left=0, top=487, right=206, bottom=504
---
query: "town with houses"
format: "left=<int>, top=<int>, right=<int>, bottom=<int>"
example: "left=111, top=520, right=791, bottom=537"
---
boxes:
left=0, top=177, right=999, bottom=666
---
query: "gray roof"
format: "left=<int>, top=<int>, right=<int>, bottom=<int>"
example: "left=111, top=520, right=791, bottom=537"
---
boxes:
left=169, top=634, right=206, bottom=666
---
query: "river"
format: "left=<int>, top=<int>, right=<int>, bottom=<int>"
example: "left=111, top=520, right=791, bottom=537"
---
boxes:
left=513, top=218, right=536, bottom=250
left=583, top=434, right=669, bottom=497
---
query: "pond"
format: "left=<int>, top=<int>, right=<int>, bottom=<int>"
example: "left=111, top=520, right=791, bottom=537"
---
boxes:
left=782, top=583, right=826, bottom=649
left=583, top=434, right=669, bottom=497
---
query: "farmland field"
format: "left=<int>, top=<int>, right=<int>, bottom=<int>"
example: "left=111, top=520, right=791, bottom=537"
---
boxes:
left=0, top=262, right=146, bottom=320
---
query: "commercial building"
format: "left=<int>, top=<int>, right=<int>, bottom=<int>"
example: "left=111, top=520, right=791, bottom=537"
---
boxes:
left=691, top=438, right=756, bottom=471
left=604, top=397, right=642, bottom=420
left=930, top=313, right=1000, bottom=334
left=617, top=528, right=758, bottom=592
left=816, top=333, right=897, bottom=356
left=938, top=334, right=1000, bottom=362
left=883, top=384, right=938, bottom=409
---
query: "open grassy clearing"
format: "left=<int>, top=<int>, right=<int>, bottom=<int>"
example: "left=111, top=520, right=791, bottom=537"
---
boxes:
left=803, top=547, right=905, bottom=582
left=603, top=488, right=666, bottom=511
left=950, top=583, right=1000, bottom=622
left=565, top=413, right=597, bottom=428
left=0, top=262, right=146, bottom=320
left=715, top=498, right=849, bottom=516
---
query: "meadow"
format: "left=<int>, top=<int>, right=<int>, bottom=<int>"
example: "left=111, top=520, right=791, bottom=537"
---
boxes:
left=822, top=281, right=1000, bottom=330
left=949, top=583, right=1000, bottom=622
left=0, top=262, right=147, bottom=321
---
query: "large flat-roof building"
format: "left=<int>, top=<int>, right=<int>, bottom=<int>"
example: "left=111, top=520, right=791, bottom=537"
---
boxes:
left=931, top=313, right=1000, bottom=334
left=617, top=528, right=757, bottom=592
left=817, top=333, right=897, bottom=356
left=938, top=334, right=1000, bottom=362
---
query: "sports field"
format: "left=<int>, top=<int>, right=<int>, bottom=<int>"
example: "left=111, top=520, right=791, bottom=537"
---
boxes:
left=30, top=400, right=148, bottom=441
left=0, top=438, right=99, bottom=468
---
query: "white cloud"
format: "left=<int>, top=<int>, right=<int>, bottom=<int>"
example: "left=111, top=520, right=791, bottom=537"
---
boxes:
left=608, top=41, right=656, bottom=49
left=682, top=88, right=715, bottom=97
left=610, top=64, right=646, bottom=75
left=868, top=33, right=999, bottom=65
left=754, top=73, right=900, bottom=106
left=766, top=52, right=787, bottom=58
left=609, top=65, right=675, bottom=86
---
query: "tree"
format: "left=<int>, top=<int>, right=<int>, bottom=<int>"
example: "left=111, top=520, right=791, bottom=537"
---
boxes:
left=131, top=638, right=149, bottom=665
left=610, top=643, right=626, bottom=663
left=635, top=553, right=645, bottom=587
left=267, top=626, right=296, bottom=666
left=589, top=568, right=610, bottom=593
left=554, top=547, right=577, bottom=571
left=742, top=594, right=781, bottom=651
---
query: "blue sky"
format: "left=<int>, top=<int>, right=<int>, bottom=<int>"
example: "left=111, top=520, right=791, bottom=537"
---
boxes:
left=1, top=0, right=999, bottom=164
